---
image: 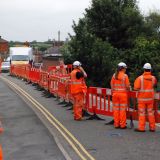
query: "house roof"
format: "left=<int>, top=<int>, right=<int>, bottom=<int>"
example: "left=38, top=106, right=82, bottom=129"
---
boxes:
left=47, top=46, right=61, bottom=54
left=43, top=53, right=62, bottom=58
left=44, top=46, right=62, bottom=57
left=0, top=37, right=8, bottom=43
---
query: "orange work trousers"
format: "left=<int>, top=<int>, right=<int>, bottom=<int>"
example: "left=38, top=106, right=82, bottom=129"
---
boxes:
left=73, top=92, right=84, bottom=120
left=0, top=145, right=3, bottom=160
left=112, top=92, right=128, bottom=128
left=138, top=102, right=155, bottom=131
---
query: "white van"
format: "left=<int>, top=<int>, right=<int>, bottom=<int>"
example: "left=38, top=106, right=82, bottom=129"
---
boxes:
left=10, top=47, right=33, bottom=65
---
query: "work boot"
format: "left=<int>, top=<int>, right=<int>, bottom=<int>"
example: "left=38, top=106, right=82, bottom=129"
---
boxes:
left=115, top=126, right=120, bottom=129
left=134, top=128, right=145, bottom=132
left=149, top=129, right=155, bottom=132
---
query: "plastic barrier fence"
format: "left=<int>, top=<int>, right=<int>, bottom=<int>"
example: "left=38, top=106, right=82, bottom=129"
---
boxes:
left=39, top=71, right=49, bottom=90
left=49, top=75, right=59, bottom=96
left=48, top=64, right=72, bottom=76
left=86, top=87, right=113, bottom=116
left=10, top=64, right=26, bottom=78
left=30, top=68, right=40, bottom=84
left=86, top=87, right=160, bottom=123
left=10, top=63, right=160, bottom=123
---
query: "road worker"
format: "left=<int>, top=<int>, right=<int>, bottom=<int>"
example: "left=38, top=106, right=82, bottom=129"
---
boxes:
left=134, top=63, right=157, bottom=132
left=70, top=61, right=87, bottom=120
left=111, top=62, right=130, bottom=129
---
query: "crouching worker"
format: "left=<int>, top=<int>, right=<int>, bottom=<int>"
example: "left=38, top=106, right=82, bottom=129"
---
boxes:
left=134, top=63, right=157, bottom=132
left=70, top=61, right=87, bottom=121
left=111, top=62, right=130, bottom=129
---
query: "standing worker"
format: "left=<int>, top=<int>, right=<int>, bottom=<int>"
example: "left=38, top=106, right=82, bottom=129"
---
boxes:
left=134, top=63, right=157, bottom=132
left=70, top=61, right=87, bottom=121
left=111, top=62, right=130, bottom=129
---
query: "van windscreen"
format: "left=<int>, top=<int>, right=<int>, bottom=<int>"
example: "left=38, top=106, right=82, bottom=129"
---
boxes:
left=12, top=55, right=29, bottom=61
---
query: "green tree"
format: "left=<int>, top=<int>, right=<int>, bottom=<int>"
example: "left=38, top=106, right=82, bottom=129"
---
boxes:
left=121, top=37, right=160, bottom=84
left=145, top=11, right=160, bottom=39
left=62, top=18, right=119, bottom=87
left=62, top=0, right=160, bottom=88
left=85, top=0, right=145, bottom=49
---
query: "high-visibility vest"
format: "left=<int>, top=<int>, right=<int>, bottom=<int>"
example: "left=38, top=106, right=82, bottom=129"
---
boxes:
left=111, top=72, right=129, bottom=93
left=136, top=74, right=156, bottom=103
left=70, top=68, right=86, bottom=94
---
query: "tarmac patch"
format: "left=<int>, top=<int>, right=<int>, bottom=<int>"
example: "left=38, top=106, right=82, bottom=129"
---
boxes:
left=107, top=131, right=123, bottom=137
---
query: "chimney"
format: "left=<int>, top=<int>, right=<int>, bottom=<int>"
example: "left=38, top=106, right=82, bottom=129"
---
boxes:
left=58, top=31, right=60, bottom=42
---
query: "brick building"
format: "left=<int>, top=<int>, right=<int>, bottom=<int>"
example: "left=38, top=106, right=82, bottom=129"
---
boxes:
left=0, top=36, right=9, bottom=60
left=33, top=49, right=43, bottom=63
left=42, top=46, right=63, bottom=71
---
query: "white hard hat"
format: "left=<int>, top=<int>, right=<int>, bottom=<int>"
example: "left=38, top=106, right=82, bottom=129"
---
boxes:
left=143, top=63, right=152, bottom=69
left=73, top=61, right=81, bottom=67
left=118, top=62, right=127, bottom=68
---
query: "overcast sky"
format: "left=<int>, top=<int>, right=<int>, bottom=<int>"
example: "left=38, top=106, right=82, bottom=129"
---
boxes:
left=0, top=0, right=160, bottom=42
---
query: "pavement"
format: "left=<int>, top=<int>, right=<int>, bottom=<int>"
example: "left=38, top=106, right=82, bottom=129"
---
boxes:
left=0, top=74, right=65, bottom=160
left=1, top=73, right=160, bottom=160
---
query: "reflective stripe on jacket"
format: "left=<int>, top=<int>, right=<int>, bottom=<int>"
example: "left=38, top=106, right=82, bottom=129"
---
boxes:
left=134, top=72, right=157, bottom=103
left=70, top=68, right=86, bottom=94
left=111, top=71, right=130, bottom=93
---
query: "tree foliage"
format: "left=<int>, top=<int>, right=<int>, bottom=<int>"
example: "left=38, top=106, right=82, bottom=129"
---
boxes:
left=61, top=0, right=160, bottom=88
left=85, top=0, right=145, bottom=49
left=145, top=11, right=160, bottom=39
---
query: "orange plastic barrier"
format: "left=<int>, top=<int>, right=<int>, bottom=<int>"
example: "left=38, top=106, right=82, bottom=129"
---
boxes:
left=65, top=79, right=74, bottom=103
left=48, top=75, right=59, bottom=96
left=39, top=70, right=49, bottom=90
left=10, top=64, right=14, bottom=75
left=127, top=91, right=160, bottom=122
left=57, top=75, right=70, bottom=101
left=48, top=73, right=72, bottom=102
left=10, top=64, right=26, bottom=78
left=48, top=64, right=72, bottom=76
left=86, top=87, right=113, bottom=116
left=86, top=87, right=160, bottom=123
left=153, top=92, right=160, bottom=122
left=48, top=65, right=73, bottom=101
left=29, top=68, right=40, bottom=84
left=25, top=64, right=31, bottom=82
left=9, top=63, right=160, bottom=123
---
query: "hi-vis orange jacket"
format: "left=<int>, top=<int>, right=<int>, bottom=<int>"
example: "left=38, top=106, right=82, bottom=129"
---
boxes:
left=134, top=72, right=157, bottom=103
left=70, top=68, right=87, bottom=95
left=111, top=71, right=130, bottom=93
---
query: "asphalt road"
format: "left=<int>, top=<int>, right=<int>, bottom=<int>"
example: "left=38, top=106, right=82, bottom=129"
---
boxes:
left=1, top=73, right=160, bottom=160
left=0, top=74, right=65, bottom=160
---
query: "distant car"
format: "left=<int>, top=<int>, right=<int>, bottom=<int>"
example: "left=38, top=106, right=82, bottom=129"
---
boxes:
left=1, top=61, right=10, bottom=72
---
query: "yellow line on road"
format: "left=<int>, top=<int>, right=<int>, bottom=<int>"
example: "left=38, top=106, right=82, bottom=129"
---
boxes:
left=1, top=76, right=95, bottom=160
